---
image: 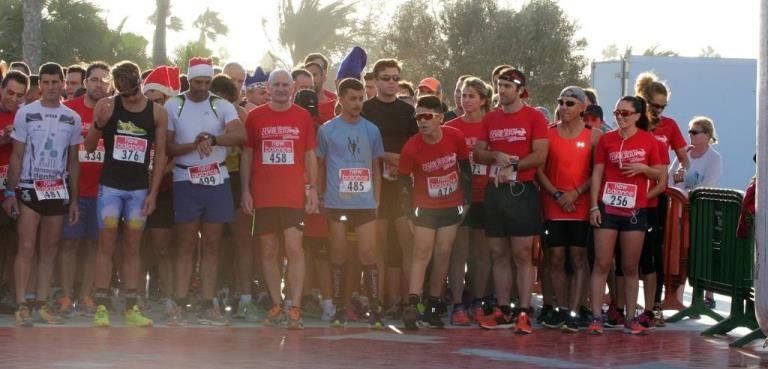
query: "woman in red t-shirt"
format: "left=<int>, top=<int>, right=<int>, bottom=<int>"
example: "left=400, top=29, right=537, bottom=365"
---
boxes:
left=588, top=96, right=664, bottom=335
left=444, top=77, right=493, bottom=325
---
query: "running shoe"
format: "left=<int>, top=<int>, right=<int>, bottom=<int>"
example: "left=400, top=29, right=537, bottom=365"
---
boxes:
left=605, top=305, right=625, bottom=328
left=653, top=307, right=666, bottom=327
left=542, top=308, right=566, bottom=329
left=167, top=304, right=186, bottom=326
left=236, top=301, right=260, bottom=322
left=480, top=308, right=514, bottom=330
left=198, top=306, right=230, bottom=326
left=287, top=306, right=304, bottom=330
left=331, top=306, right=347, bottom=327
left=15, top=305, right=33, bottom=327
left=34, top=305, right=62, bottom=324
left=638, top=310, right=655, bottom=330
left=588, top=315, right=604, bottom=335
left=384, top=301, right=403, bottom=321
left=623, top=317, right=648, bottom=335
left=57, top=296, right=74, bottom=316
left=450, top=305, right=470, bottom=326
left=472, top=303, right=486, bottom=323
left=422, top=310, right=445, bottom=329
left=79, top=296, right=97, bottom=317
left=537, top=305, right=554, bottom=324
left=561, top=311, right=579, bottom=333
left=476, top=306, right=503, bottom=327
left=262, top=304, right=285, bottom=326
left=344, top=303, right=360, bottom=322
left=320, top=299, right=335, bottom=322
left=93, top=305, right=111, bottom=327
left=403, top=305, right=419, bottom=331
left=578, top=306, right=593, bottom=328
left=369, top=304, right=384, bottom=330
left=124, top=305, right=153, bottom=327
left=515, top=311, right=533, bottom=334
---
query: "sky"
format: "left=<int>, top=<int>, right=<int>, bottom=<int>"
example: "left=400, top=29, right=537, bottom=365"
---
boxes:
left=99, top=0, right=760, bottom=71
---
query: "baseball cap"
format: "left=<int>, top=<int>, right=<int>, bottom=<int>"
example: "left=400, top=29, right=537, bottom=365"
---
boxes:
left=584, top=104, right=604, bottom=121
left=418, top=77, right=441, bottom=93
left=559, top=86, right=587, bottom=103
left=497, top=68, right=529, bottom=99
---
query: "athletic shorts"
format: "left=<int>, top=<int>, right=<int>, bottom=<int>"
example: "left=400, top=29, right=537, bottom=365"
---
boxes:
left=483, top=181, right=543, bottom=237
left=146, top=189, right=173, bottom=229
left=544, top=220, right=590, bottom=248
left=461, top=202, right=484, bottom=229
left=62, top=196, right=99, bottom=240
left=97, top=185, right=148, bottom=230
left=173, top=179, right=234, bottom=224
left=639, top=205, right=661, bottom=275
left=254, top=207, right=304, bottom=235
left=377, top=181, right=403, bottom=220
left=326, top=208, right=377, bottom=229
left=18, top=187, right=68, bottom=216
left=412, top=206, right=463, bottom=230
left=229, top=171, right=242, bottom=209
left=596, top=203, right=647, bottom=232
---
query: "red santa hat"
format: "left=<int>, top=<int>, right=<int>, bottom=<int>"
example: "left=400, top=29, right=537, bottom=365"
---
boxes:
left=188, top=57, right=214, bottom=80
left=142, top=66, right=181, bottom=97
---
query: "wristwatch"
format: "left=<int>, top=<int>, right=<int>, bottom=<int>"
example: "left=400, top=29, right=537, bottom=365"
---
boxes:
left=553, top=191, right=564, bottom=199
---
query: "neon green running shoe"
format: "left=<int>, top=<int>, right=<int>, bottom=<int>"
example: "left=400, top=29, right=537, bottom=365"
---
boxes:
left=93, top=305, right=111, bottom=327
left=124, top=305, right=153, bottom=327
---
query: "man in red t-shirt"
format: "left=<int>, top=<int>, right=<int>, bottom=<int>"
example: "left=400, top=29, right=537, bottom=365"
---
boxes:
left=241, top=69, right=318, bottom=329
left=57, top=61, right=111, bottom=316
left=474, top=68, right=548, bottom=333
left=0, top=71, right=28, bottom=309
left=398, top=95, right=471, bottom=331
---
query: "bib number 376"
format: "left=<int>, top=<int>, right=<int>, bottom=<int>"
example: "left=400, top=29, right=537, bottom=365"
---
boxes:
left=113, top=135, right=147, bottom=164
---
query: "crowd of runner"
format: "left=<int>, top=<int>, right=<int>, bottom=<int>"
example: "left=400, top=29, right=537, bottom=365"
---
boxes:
left=0, top=47, right=723, bottom=335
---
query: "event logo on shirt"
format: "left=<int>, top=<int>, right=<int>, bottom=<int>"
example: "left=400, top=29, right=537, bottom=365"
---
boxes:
left=25, top=113, right=43, bottom=123
left=421, top=153, right=457, bottom=173
left=58, top=115, right=75, bottom=125
left=489, top=128, right=527, bottom=142
left=347, top=136, right=360, bottom=158
left=654, top=135, right=668, bottom=144
left=609, top=149, right=647, bottom=164
left=262, top=126, right=300, bottom=139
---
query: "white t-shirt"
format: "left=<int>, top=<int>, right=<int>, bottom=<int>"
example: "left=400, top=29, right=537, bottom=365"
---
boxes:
left=11, top=100, right=83, bottom=188
left=165, top=93, right=239, bottom=182
left=668, top=146, right=722, bottom=194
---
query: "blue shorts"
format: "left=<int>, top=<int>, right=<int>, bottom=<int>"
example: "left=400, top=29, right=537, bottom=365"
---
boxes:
left=173, top=179, right=234, bottom=224
left=97, top=185, right=148, bottom=230
left=62, top=196, right=99, bottom=240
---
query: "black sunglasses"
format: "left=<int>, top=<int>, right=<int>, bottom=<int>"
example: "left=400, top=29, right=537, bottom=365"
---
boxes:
left=688, top=129, right=704, bottom=135
left=650, top=103, right=667, bottom=110
left=557, top=99, right=576, bottom=107
left=378, top=75, right=401, bottom=82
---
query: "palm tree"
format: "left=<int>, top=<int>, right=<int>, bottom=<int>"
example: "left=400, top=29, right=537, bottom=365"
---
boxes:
left=193, top=8, right=228, bottom=50
left=643, top=45, right=679, bottom=57
left=22, top=0, right=42, bottom=69
left=149, top=0, right=184, bottom=66
left=277, top=0, right=357, bottom=65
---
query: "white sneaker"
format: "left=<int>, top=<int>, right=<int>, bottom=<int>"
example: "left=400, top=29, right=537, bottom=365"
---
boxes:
left=321, top=299, right=336, bottom=321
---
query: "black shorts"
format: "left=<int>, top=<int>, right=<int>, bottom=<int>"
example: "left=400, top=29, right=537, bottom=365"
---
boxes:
left=639, top=205, right=661, bottom=275
left=377, top=181, right=403, bottom=220
left=18, top=187, right=68, bottom=216
left=597, top=203, right=647, bottom=232
left=326, top=208, right=377, bottom=229
left=146, top=190, right=174, bottom=229
left=412, top=206, right=463, bottom=230
left=483, top=181, right=543, bottom=237
left=254, top=207, right=304, bottom=235
left=303, top=236, right=329, bottom=258
left=544, top=220, right=590, bottom=248
left=461, top=202, right=484, bottom=229
left=229, top=171, right=242, bottom=209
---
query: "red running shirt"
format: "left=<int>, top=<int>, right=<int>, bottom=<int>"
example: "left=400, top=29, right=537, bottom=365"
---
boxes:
left=479, top=105, right=548, bottom=182
left=64, top=96, right=102, bottom=198
left=445, top=116, right=488, bottom=203
left=651, top=116, right=686, bottom=163
left=595, top=129, right=663, bottom=216
left=399, top=126, right=468, bottom=209
left=246, top=104, right=316, bottom=209
left=0, top=110, right=15, bottom=199
left=540, top=126, right=592, bottom=221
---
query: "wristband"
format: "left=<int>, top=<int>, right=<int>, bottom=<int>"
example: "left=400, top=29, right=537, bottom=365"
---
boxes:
left=589, top=206, right=599, bottom=213
left=3, top=189, right=15, bottom=198
left=553, top=191, right=564, bottom=200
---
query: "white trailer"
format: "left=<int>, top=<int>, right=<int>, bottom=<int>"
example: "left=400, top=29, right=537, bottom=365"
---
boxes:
left=591, top=55, right=756, bottom=190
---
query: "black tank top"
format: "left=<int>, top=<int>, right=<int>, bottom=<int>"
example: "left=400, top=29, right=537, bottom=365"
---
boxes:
left=100, top=96, right=155, bottom=190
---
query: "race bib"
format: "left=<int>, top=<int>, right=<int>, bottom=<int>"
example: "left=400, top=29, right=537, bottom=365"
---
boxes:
left=339, top=168, right=372, bottom=193
left=34, top=178, right=68, bottom=201
left=601, top=182, right=638, bottom=209
left=113, top=135, right=148, bottom=164
left=79, top=139, right=105, bottom=163
left=487, top=155, right=518, bottom=180
left=382, top=161, right=398, bottom=181
left=262, top=140, right=295, bottom=165
left=427, top=171, right=459, bottom=198
left=188, top=162, right=223, bottom=186
left=472, top=163, right=488, bottom=176
left=0, top=165, right=7, bottom=190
